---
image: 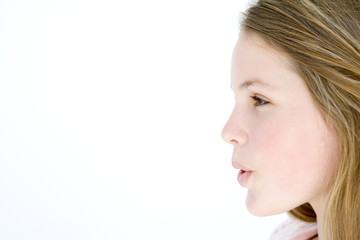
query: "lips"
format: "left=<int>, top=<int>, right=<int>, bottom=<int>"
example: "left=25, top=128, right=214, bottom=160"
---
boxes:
left=237, top=169, right=252, bottom=187
left=232, top=161, right=252, bottom=171
left=232, top=161, right=253, bottom=187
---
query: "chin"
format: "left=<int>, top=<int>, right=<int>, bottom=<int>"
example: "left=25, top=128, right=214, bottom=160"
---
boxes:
left=247, top=205, right=287, bottom=217
left=246, top=195, right=290, bottom=217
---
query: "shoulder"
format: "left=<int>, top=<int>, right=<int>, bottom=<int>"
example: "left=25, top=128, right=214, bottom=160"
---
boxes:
left=269, top=217, right=318, bottom=240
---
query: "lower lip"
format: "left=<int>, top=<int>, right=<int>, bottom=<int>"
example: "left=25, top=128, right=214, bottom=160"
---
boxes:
left=237, top=170, right=252, bottom=187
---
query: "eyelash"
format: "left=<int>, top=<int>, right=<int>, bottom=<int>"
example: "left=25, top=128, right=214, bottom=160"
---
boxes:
left=252, top=95, right=270, bottom=107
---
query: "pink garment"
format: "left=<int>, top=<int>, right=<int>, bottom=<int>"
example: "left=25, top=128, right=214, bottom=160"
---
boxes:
left=269, top=217, right=318, bottom=240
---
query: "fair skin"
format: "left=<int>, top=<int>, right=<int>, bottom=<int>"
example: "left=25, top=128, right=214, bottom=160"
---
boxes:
left=222, top=32, right=340, bottom=240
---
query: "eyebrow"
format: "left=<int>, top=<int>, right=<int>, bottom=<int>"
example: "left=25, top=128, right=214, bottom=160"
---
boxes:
left=231, top=79, right=273, bottom=91
left=240, top=79, right=272, bottom=89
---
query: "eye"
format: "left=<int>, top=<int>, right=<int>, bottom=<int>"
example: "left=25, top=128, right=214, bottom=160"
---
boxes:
left=252, top=95, right=270, bottom=107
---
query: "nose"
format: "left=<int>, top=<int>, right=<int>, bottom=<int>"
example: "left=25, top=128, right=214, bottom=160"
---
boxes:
left=221, top=108, right=249, bottom=147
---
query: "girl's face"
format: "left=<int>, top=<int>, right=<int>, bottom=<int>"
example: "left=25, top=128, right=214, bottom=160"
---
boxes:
left=222, top=32, right=340, bottom=216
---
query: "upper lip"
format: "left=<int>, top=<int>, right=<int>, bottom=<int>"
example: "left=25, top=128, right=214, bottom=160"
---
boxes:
left=232, top=161, right=252, bottom=172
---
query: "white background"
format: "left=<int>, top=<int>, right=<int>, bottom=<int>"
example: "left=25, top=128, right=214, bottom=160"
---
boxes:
left=0, top=0, right=287, bottom=239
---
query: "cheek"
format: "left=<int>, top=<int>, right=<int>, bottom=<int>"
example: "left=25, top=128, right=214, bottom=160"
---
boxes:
left=252, top=113, right=321, bottom=177
left=252, top=109, right=340, bottom=192
left=253, top=115, right=301, bottom=164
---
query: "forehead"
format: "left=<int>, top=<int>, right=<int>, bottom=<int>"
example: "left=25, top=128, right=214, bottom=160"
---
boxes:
left=231, top=32, right=298, bottom=90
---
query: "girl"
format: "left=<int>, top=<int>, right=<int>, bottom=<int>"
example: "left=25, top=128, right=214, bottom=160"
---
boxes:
left=222, top=1, right=360, bottom=239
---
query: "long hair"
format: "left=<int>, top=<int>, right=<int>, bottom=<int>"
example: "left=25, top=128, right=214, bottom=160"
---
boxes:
left=241, top=0, right=360, bottom=239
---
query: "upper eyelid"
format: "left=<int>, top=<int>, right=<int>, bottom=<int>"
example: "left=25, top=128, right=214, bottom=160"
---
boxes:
left=232, top=90, right=272, bottom=104
left=253, top=95, right=267, bottom=101
left=251, top=95, right=271, bottom=107
left=252, top=93, right=270, bottom=101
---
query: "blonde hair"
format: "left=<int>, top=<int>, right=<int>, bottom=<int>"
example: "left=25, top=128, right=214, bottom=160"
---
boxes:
left=241, top=0, right=360, bottom=239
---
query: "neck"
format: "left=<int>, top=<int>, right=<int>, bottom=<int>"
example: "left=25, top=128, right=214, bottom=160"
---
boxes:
left=310, top=194, right=329, bottom=240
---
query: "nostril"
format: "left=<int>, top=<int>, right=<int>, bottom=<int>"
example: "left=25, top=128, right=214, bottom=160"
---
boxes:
left=221, top=117, right=248, bottom=147
left=221, top=127, right=237, bottom=145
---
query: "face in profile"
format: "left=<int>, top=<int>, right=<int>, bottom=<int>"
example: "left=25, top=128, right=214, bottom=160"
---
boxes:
left=222, top=32, right=340, bottom=217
